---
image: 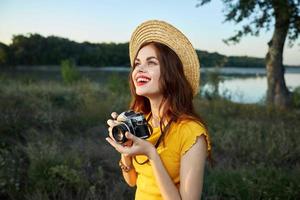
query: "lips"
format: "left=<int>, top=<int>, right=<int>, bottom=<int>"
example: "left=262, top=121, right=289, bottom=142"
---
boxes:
left=135, top=75, right=151, bottom=86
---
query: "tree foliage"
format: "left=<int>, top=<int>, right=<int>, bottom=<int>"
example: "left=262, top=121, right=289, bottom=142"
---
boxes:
left=197, top=0, right=300, bottom=45
left=0, top=42, right=9, bottom=66
left=6, top=33, right=130, bottom=67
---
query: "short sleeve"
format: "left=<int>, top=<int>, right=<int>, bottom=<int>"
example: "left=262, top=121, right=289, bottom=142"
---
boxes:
left=178, top=120, right=211, bottom=156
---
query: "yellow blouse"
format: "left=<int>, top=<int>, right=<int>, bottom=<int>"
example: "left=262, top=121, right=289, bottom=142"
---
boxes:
left=132, top=118, right=211, bottom=200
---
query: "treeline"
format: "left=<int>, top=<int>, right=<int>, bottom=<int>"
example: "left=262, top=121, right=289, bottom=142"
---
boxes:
left=0, top=33, right=269, bottom=68
left=0, top=34, right=129, bottom=67
left=197, top=51, right=270, bottom=68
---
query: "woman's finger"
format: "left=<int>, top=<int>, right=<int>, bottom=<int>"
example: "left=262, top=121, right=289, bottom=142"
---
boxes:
left=106, top=137, right=131, bottom=155
left=108, top=127, right=113, bottom=139
left=125, top=132, right=138, bottom=142
left=111, top=112, right=118, bottom=119
left=123, top=140, right=133, bottom=147
left=107, top=119, right=118, bottom=127
left=106, top=137, right=119, bottom=149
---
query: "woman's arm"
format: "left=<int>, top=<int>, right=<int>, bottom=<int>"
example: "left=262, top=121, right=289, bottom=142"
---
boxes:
left=148, top=149, right=182, bottom=200
left=149, top=136, right=207, bottom=200
left=106, top=112, right=137, bottom=187
left=120, top=154, right=137, bottom=187
left=179, top=136, right=207, bottom=200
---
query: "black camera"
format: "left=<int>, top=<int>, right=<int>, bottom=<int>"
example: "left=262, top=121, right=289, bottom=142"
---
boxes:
left=112, top=110, right=150, bottom=144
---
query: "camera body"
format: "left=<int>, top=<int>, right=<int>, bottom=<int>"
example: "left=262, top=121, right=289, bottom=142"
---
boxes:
left=112, top=110, right=150, bottom=144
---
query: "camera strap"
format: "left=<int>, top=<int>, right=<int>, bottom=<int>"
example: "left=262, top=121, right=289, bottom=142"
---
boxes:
left=134, top=113, right=174, bottom=165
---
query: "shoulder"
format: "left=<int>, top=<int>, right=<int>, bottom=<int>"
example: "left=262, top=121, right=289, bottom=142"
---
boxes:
left=172, top=118, right=211, bottom=156
left=177, top=119, right=206, bottom=132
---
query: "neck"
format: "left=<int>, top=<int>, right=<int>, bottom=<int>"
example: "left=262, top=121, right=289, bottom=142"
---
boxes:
left=148, top=95, right=164, bottom=126
left=149, top=96, right=163, bottom=118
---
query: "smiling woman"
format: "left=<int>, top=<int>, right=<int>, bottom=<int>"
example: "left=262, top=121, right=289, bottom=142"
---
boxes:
left=106, top=20, right=211, bottom=200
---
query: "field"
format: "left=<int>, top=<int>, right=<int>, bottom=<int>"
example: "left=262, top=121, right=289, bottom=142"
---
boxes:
left=0, top=74, right=299, bottom=200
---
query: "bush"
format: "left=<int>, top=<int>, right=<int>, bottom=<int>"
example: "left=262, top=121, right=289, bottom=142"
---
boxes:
left=202, top=68, right=224, bottom=100
left=61, top=59, right=81, bottom=84
left=0, top=78, right=134, bottom=199
left=203, top=167, right=300, bottom=199
left=292, top=86, right=300, bottom=108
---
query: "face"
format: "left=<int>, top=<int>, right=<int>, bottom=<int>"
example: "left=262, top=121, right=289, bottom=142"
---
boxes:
left=132, top=44, right=162, bottom=99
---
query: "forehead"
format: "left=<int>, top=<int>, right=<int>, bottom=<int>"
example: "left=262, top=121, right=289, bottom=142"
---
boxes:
left=135, top=44, right=158, bottom=61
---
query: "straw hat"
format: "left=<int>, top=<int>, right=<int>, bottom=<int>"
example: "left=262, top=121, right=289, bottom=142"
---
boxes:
left=129, top=20, right=200, bottom=96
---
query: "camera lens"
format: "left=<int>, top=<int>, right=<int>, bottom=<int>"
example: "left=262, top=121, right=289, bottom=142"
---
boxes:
left=112, top=123, right=129, bottom=143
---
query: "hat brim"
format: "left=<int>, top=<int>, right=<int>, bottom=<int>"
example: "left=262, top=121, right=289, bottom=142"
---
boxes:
left=129, top=20, right=200, bottom=96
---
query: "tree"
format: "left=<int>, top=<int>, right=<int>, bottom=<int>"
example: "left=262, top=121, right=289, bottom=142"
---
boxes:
left=0, top=42, right=9, bottom=66
left=196, top=0, right=300, bottom=109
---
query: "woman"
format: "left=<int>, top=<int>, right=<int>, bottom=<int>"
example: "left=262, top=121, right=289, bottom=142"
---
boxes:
left=106, top=20, right=211, bottom=200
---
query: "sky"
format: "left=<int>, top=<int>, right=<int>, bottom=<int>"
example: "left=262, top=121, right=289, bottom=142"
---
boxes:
left=0, top=0, right=299, bottom=65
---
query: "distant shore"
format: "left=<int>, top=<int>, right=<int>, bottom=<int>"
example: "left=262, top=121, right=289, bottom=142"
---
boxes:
left=3, top=65, right=300, bottom=75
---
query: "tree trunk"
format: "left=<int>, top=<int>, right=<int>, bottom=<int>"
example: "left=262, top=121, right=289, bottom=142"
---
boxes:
left=265, top=2, right=292, bottom=109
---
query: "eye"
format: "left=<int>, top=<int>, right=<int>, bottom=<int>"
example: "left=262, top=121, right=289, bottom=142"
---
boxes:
left=133, top=62, right=140, bottom=68
left=148, top=61, right=157, bottom=65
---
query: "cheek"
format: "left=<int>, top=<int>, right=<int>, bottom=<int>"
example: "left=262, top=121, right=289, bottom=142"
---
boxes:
left=151, top=75, right=161, bottom=89
left=153, top=71, right=161, bottom=85
left=131, top=70, right=136, bottom=82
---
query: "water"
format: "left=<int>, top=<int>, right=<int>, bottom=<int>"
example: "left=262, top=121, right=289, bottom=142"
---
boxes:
left=202, top=67, right=300, bottom=103
left=217, top=74, right=300, bottom=103
left=1, top=66, right=300, bottom=104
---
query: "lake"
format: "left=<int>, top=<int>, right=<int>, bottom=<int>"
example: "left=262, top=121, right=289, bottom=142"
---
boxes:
left=1, top=66, right=300, bottom=104
left=202, top=67, right=300, bottom=103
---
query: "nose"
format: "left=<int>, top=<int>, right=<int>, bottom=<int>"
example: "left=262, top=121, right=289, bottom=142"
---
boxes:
left=135, top=63, right=146, bottom=72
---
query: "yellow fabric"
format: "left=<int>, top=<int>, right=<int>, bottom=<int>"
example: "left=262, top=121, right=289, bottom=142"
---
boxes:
left=133, top=118, right=211, bottom=200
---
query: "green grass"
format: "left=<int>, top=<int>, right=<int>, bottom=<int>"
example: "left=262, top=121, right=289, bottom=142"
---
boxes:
left=0, top=76, right=299, bottom=199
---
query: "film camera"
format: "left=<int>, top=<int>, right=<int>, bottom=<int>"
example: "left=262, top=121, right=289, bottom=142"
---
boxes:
left=111, top=110, right=150, bottom=144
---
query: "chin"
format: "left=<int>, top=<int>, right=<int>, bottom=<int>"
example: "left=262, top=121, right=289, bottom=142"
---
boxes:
left=136, top=91, right=147, bottom=96
left=135, top=89, right=149, bottom=97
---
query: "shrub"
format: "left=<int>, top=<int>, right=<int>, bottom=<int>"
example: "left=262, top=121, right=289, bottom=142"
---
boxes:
left=292, top=86, right=300, bottom=108
left=61, top=59, right=81, bottom=84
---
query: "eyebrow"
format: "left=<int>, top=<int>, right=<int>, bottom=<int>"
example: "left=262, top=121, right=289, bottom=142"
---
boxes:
left=134, top=56, right=158, bottom=62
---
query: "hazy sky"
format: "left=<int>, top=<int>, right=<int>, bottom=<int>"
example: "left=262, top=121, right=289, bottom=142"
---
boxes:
left=0, top=0, right=299, bottom=65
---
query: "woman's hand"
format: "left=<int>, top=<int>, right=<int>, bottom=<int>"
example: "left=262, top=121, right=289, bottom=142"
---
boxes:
left=106, top=131, right=155, bottom=158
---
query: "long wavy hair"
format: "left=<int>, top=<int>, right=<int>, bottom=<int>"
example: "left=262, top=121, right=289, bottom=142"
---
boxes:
left=129, top=42, right=207, bottom=148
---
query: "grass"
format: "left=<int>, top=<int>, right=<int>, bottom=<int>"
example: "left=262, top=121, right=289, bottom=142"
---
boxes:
left=0, top=75, right=299, bottom=199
